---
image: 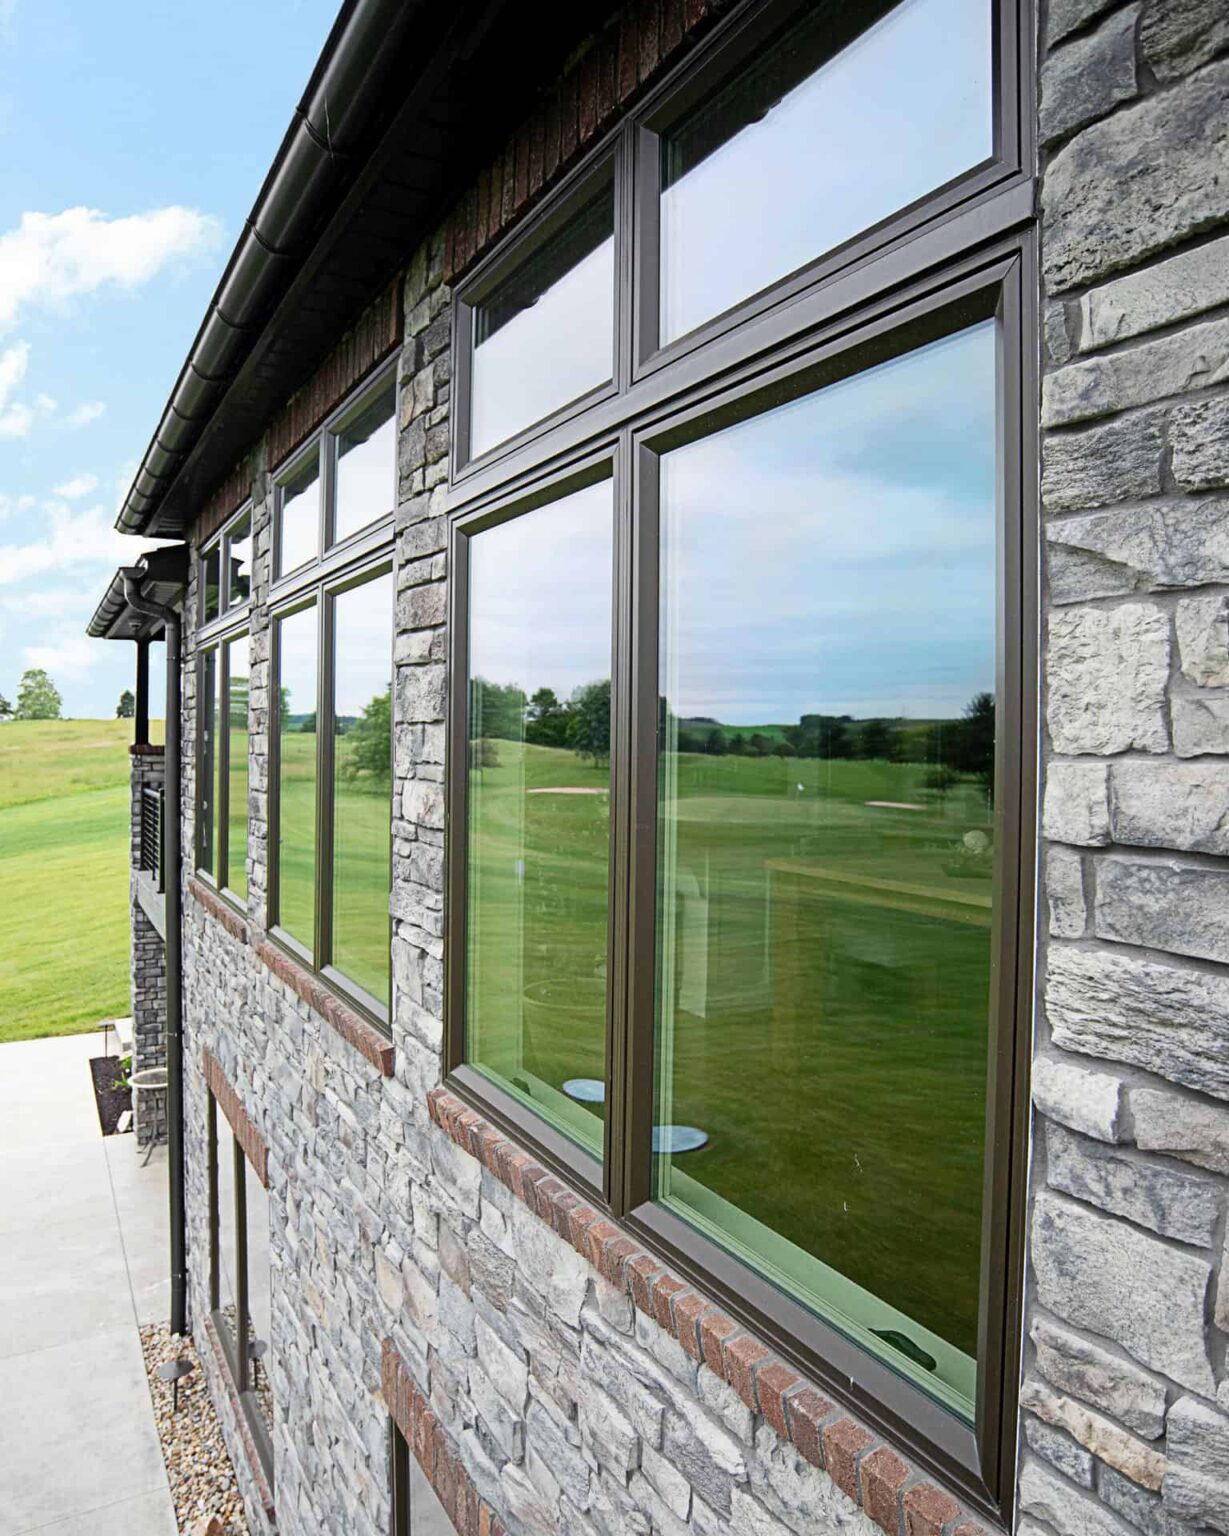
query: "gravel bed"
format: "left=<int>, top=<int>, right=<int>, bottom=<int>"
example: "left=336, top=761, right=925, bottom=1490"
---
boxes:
left=140, top=1323, right=250, bottom=1535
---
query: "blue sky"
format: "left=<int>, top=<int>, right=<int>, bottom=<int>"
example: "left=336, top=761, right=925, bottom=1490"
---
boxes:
left=0, top=0, right=339, bottom=717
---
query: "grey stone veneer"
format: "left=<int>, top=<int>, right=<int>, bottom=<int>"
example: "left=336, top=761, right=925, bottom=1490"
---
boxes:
left=165, top=1, right=1229, bottom=1532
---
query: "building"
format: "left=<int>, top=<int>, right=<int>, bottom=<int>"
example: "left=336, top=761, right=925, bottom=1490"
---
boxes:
left=87, top=0, right=1229, bottom=1531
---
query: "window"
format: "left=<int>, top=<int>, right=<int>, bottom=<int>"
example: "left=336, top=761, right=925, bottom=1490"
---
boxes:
left=448, top=0, right=1031, bottom=1516
left=196, top=632, right=250, bottom=899
left=391, top=1423, right=453, bottom=1536
left=208, top=1095, right=274, bottom=1484
left=270, top=366, right=397, bottom=1020
left=460, top=164, right=616, bottom=463
left=275, top=373, right=397, bottom=580
left=228, top=510, right=253, bottom=607
left=200, top=502, right=254, bottom=627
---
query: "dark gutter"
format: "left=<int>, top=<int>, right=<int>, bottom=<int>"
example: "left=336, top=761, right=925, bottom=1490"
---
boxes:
left=121, top=569, right=187, bottom=1338
left=88, top=545, right=188, bottom=640
left=116, top=0, right=427, bottom=536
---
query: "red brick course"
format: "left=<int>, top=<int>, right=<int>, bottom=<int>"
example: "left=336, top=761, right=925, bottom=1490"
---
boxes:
left=188, top=876, right=249, bottom=946
left=382, top=1338, right=508, bottom=1536
left=426, top=1084, right=990, bottom=1536
left=441, top=0, right=732, bottom=284
left=202, top=1045, right=268, bottom=1188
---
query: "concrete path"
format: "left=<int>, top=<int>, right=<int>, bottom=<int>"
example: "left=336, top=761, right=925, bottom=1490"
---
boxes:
left=0, top=1031, right=177, bottom=1536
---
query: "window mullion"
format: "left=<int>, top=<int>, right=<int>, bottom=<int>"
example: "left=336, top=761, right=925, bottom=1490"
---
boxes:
left=234, top=1138, right=250, bottom=1393
left=316, top=588, right=337, bottom=972
left=218, top=642, right=230, bottom=891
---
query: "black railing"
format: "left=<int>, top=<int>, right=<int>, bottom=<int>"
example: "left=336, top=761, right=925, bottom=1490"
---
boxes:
left=140, top=785, right=165, bottom=893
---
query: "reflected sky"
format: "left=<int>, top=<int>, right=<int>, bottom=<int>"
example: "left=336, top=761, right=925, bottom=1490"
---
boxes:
left=661, top=0, right=992, bottom=341
left=278, top=604, right=316, bottom=720
left=334, top=573, right=392, bottom=717
left=662, top=322, right=997, bottom=723
left=335, top=395, right=395, bottom=545
left=469, top=481, right=614, bottom=695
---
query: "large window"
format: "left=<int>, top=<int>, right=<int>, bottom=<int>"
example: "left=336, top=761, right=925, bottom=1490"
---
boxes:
left=448, top=0, right=1032, bottom=1517
left=270, top=366, right=396, bottom=1020
left=391, top=1423, right=453, bottom=1536
left=209, top=1095, right=274, bottom=1486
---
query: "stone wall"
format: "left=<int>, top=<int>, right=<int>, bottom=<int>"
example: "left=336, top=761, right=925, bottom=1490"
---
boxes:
left=1024, top=0, right=1229, bottom=1529
left=167, top=2, right=1229, bottom=1534
left=130, top=745, right=167, bottom=1146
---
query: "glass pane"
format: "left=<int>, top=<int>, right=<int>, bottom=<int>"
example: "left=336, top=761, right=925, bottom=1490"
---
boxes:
left=227, top=512, right=252, bottom=608
left=466, top=480, right=613, bottom=1155
left=410, top=1453, right=453, bottom=1536
left=276, top=605, right=318, bottom=948
left=659, top=0, right=993, bottom=343
left=215, top=1123, right=238, bottom=1356
left=202, top=546, right=221, bottom=623
left=226, top=636, right=249, bottom=902
left=278, top=454, right=320, bottom=577
left=471, top=181, right=614, bottom=458
left=334, top=389, right=395, bottom=546
left=332, top=572, right=393, bottom=1003
left=654, top=323, right=998, bottom=1418
left=244, top=1159, right=273, bottom=1432
left=198, top=648, right=218, bottom=875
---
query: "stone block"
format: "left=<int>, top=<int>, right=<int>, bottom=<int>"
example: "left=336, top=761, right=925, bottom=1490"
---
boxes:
left=1141, top=0, right=1229, bottom=81
left=1031, top=1316, right=1167, bottom=1439
left=1164, top=1396, right=1229, bottom=1529
left=1019, top=1457, right=1147, bottom=1536
left=1095, top=856, right=1229, bottom=965
left=1046, top=499, right=1229, bottom=604
left=1047, top=847, right=1087, bottom=937
left=1101, top=1465, right=1197, bottom=1536
left=1047, top=942, right=1229, bottom=1099
left=1173, top=398, right=1229, bottom=491
left=1046, top=1121, right=1219, bottom=1244
left=1176, top=594, right=1229, bottom=686
left=1030, top=1192, right=1214, bottom=1392
left=1023, top=1413, right=1095, bottom=1487
left=1040, top=6, right=1138, bottom=143
left=1041, top=408, right=1164, bottom=511
left=1048, top=0, right=1117, bottom=44
left=1080, top=234, right=1229, bottom=350
left=1032, top=1051, right=1124, bottom=1141
left=1042, top=61, right=1229, bottom=293
left=1111, top=760, right=1229, bottom=855
left=1044, top=761, right=1111, bottom=845
left=1172, top=688, right=1229, bottom=757
left=1131, top=1085, right=1229, bottom=1174
left=1026, top=1384, right=1162, bottom=1493
left=1045, top=316, right=1229, bottom=427
left=1046, top=605, right=1170, bottom=754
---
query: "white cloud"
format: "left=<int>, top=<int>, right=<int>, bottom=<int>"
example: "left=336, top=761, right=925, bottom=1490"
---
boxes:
left=0, top=205, right=222, bottom=334
left=21, top=632, right=100, bottom=680
left=0, top=491, right=34, bottom=521
left=0, top=338, right=28, bottom=404
left=0, top=500, right=152, bottom=585
left=67, top=399, right=105, bottom=427
left=52, top=472, right=98, bottom=499
left=0, top=400, right=32, bottom=439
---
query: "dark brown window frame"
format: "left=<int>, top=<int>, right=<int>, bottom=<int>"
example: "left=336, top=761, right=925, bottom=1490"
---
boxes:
left=199, top=499, right=254, bottom=630
left=194, top=624, right=250, bottom=909
left=442, top=0, right=1036, bottom=1518
left=207, top=1091, right=274, bottom=1487
left=268, top=544, right=396, bottom=1029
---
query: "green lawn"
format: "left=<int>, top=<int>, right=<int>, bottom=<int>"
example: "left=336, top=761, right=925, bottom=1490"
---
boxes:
left=0, top=720, right=153, bottom=1042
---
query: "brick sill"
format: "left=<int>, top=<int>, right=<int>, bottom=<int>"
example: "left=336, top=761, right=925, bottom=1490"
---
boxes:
left=427, top=1084, right=993, bottom=1536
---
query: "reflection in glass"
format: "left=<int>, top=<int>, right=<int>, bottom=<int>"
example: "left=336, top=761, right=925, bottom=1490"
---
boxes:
left=659, top=0, right=992, bottom=343
left=244, top=1158, right=273, bottom=1434
left=198, top=648, right=218, bottom=876
left=215, top=1122, right=238, bottom=1356
left=202, top=546, right=221, bottom=623
left=334, top=390, right=395, bottom=546
left=466, top=481, right=613, bottom=1155
left=276, top=605, right=318, bottom=948
left=471, top=180, right=614, bottom=458
left=654, top=323, right=998, bottom=1417
left=226, top=636, right=249, bottom=901
left=332, top=572, right=393, bottom=1003
left=278, top=455, right=320, bottom=577
left=227, top=512, right=252, bottom=607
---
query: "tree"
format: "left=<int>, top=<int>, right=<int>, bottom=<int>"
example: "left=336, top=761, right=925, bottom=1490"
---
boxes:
left=855, top=718, right=893, bottom=760
left=16, top=668, right=62, bottom=720
left=568, top=679, right=611, bottom=764
left=116, top=689, right=135, bottom=719
left=471, top=678, right=527, bottom=741
left=341, top=687, right=391, bottom=783
left=525, top=686, right=572, bottom=749
left=0, top=695, right=12, bottom=721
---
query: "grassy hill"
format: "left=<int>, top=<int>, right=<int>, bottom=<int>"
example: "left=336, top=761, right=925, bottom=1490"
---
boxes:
left=0, top=719, right=160, bottom=1042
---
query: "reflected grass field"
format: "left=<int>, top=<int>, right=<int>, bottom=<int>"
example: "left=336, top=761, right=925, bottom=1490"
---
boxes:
left=468, top=739, right=992, bottom=1364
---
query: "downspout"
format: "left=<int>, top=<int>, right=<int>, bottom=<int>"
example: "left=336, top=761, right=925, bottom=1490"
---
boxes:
left=123, top=571, right=187, bottom=1337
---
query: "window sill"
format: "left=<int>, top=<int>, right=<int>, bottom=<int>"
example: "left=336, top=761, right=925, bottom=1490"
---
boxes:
left=255, top=938, right=395, bottom=1077
left=427, top=1082, right=999, bottom=1536
left=188, top=876, right=250, bottom=945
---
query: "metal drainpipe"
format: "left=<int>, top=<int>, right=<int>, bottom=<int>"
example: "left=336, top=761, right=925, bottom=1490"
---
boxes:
left=123, top=572, right=187, bottom=1337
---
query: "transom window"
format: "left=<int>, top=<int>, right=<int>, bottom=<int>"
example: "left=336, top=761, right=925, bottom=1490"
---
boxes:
left=269, top=365, right=397, bottom=1022
left=447, top=0, right=1032, bottom=1518
left=200, top=503, right=253, bottom=626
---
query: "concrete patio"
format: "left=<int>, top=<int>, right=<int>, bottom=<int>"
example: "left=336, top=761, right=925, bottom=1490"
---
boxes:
left=0, top=1031, right=177, bottom=1536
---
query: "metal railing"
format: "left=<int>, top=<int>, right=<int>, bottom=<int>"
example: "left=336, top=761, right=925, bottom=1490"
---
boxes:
left=140, top=785, right=165, bottom=892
